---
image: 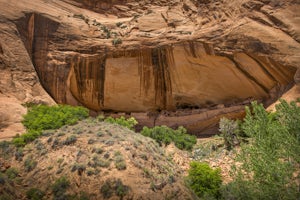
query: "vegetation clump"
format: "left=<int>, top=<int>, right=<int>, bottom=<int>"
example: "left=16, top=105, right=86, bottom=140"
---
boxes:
left=22, top=105, right=89, bottom=131
left=24, top=156, right=37, bottom=172
left=26, top=188, right=45, bottom=200
left=222, top=100, right=300, bottom=199
left=13, top=105, right=88, bottom=146
left=219, top=117, right=242, bottom=150
left=52, top=176, right=70, bottom=200
left=112, top=38, right=122, bottom=45
left=104, top=116, right=138, bottom=130
left=100, top=179, right=130, bottom=199
left=186, top=161, right=222, bottom=199
left=141, top=125, right=196, bottom=150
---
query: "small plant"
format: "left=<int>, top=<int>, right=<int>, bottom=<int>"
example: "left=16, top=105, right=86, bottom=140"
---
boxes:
left=114, top=151, right=126, bottom=170
left=15, top=148, right=24, bottom=161
left=115, top=179, right=130, bottom=198
left=0, top=173, right=5, bottom=185
left=73, top=14, right=86, bottom=20
left=52, top=176, right=70, bottom=200
left=26, top=188, right=45, bottom=200
left=112, top=38, right=122, bottom=46
left=116, top=22, right=123, bottom=27
left=100, top=179, right=130, bottom=199
left=96, top=131, right=104, bottom=137
left=104, top=116, right=138, bottom=130
left=219, top=117, right=241, bottom=150
left=186, top=161, right=222, bottom=199
left=89, top=156, right=110, bottom=168
left=57, top=158, right=64, bottom=165
left=5, top=168, right=19, bottom=179
left=141, top=126, right=196, bottom=150
left=96, top=114, right=105, bottom=121
left=100, top=25, right=111, bottom=38
left=71, top=163, right=86, bottom=175
left=24, top=156, right=37, bottom=172
left=63, top=135, right=77, bottom=145
left=0, top=141, right=11, bottom=153
left=51, top=138, right=60, bottom=149
left=88, top=138, right=95, bottom=144
left=100, top=180, right=113, bottom=199
left=92, top=147, right=103, bottom=154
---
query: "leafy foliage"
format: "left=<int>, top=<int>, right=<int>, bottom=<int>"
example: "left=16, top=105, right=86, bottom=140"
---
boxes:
left=12, top=105, right=88, bottom=146
left=187, top=161, right=222, bottom=199
left=141, top=125, right=196, bottom=150
left=104, top=116, right=138, bottom=130
left=223, top=100, right=300, bottom=199
left=22, top=104, right=89, bottom=131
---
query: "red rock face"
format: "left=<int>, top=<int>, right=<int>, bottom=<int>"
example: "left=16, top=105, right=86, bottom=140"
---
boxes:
left=0, top=0, right=299, bottom=136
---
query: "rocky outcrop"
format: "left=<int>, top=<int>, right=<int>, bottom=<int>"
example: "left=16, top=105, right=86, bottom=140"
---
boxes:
left=0, top=0, right=299, bottom=137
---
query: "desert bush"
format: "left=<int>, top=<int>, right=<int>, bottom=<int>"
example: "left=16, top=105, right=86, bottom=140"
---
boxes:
left=26, top=188, right=45, bottom=200
left=223, top=100, right=300, bottom=199
left=186, top=161, right=222, bottom=199
left=5, top=168, right=18, bottom=179
left=71, top=163, right=86, bottom=175
left=52, top=176, right=70, bottom=200
left=100, top=179, right=129, bottom=199
left=114, top=152, right=126, bottom=170
left=14, top=148, right=24, bottom=161
left=24, top=156, right=37, bottom=172
left=141, top=125, right=196, bottom=150
left=219, top=117, right=242, bottom=150
left=62, top=135, right=77, bottom=145
left=104, top=116, right=138, bottom=130
left=112, top=38, right=122, bottom=45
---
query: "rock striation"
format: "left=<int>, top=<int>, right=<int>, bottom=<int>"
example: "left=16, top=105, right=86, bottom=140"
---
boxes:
left=0, top=0, right=299, bottom=137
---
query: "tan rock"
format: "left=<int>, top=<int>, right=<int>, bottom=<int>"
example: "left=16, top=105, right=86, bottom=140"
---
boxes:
left=0, top=0, right=299, bottom=137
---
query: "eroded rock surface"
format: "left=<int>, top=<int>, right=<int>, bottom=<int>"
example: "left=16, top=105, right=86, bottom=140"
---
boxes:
left=0, top=0, right=299, bottom=137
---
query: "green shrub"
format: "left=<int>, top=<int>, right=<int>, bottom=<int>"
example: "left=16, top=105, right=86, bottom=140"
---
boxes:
left=13, top=105, right=88, bottom=147
left=223, top=100, right=300, bottom=199
left=26, top=188, right=45, bottom=200
left=22, top=105, right=89, bottom=131
left=186, top=161, right=222, bottom=199
left=141, top=126, right=196, bottom=150
left=12, top=130, right=41, bottom=147
left=104, top=116, right=137, bottom=130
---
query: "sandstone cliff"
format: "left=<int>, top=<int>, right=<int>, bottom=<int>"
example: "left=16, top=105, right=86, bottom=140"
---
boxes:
left=0, top=0, right=299, bottom=137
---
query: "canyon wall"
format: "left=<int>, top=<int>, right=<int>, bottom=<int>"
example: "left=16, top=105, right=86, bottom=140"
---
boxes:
left=0, top=0, right=299, bottom=137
